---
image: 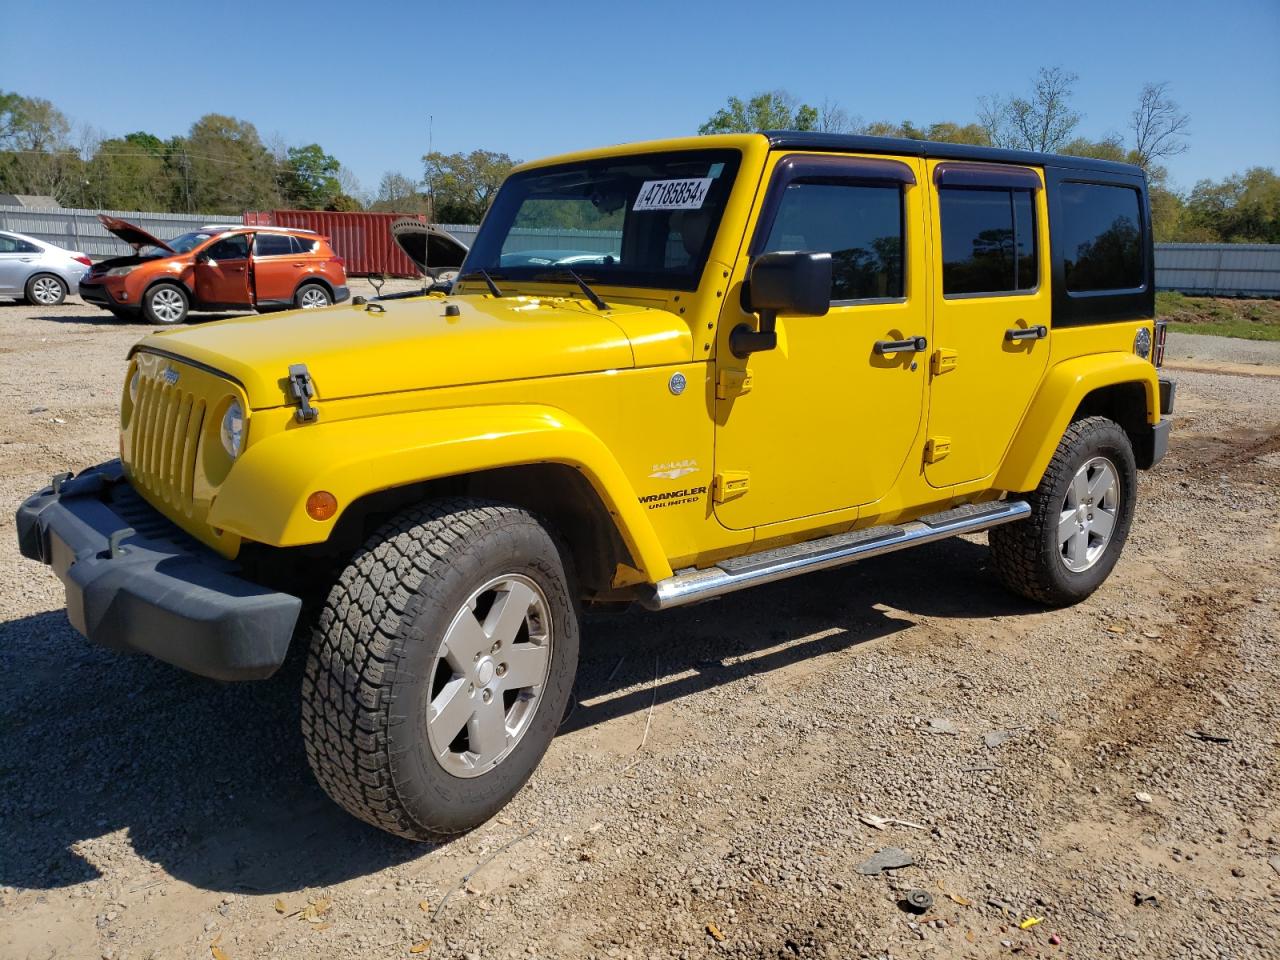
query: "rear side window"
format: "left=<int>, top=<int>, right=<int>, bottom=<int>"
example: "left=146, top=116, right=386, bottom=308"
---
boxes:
left=1059, top=182, right=1144, bottom=291
left=253, top=233, right=295, bottom=257
left=760, top=182, right=904, bottom=301
left=291, top=235, right=318, bottom=254
left=939, top=188, right=1037, bottom=296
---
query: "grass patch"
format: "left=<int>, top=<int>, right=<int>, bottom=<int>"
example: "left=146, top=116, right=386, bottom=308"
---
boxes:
left=1157, top=291, right=1280, bottom=341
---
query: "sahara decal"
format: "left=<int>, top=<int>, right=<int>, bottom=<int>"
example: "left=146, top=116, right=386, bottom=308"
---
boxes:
left=648, top=458, right=699, bottom=480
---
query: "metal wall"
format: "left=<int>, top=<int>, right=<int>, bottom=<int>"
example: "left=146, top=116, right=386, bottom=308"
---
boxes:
left=0, top=206, right=242, bottom=258
left=1154, top=243, right=1280, bottom=298
left=5, top=204, right=1279, bottom=296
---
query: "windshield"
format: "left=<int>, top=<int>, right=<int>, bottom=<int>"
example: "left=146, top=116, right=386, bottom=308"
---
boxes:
left=464, top=149, right=741, bottom=292
left=159, top=231, right=217, bottom=255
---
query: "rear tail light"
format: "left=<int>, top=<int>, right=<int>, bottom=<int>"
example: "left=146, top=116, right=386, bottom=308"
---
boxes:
left=74, top=255, right=92, bottom=267
left=1153, top=320, right=1168, bottom=368
left=329, top=256, right=345, bottom=267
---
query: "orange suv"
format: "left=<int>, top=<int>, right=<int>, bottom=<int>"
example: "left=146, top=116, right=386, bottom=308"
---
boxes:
left=79, top=216, right=349, bottom=324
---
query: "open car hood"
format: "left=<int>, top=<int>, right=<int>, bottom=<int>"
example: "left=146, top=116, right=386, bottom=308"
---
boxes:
left=390, top=218, right=468, bottom=278
left=98, top=214, right=174, bottom=253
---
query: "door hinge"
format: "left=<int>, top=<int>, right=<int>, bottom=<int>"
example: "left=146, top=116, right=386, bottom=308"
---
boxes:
left=924, top=437, right=951, bottom=464
left=287, top=363, right=319, bottom=422
left=931, top=348, right=959, bottom=376
left=712, top=471, right=750, bottom=503
left=716, top=367, right=753, bottom=399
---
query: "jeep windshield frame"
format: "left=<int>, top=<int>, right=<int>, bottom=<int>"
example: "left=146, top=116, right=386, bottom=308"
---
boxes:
left=462, top=149, right=742, bottom=293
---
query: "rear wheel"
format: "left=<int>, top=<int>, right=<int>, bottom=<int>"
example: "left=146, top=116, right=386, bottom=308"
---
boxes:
left=25, top=273, right=67, bottom=306
left=295, top=282, right=332, bottom=309
left=989, top=416, right=1137, bottom=606
left=142, top=283, right=189, bottom=325
left=301, top=499, right=579, bottom=840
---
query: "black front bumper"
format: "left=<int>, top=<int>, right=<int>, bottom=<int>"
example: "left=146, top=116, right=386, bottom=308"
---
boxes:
left=1147, top=377, right=1176, bottom=468
left=78, top=280, right=133, bottom=311
left=15, top=462, right=300, bottom=681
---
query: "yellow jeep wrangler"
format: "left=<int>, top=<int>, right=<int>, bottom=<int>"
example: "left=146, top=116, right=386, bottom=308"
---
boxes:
left=17, top=133, right=1174, bottom=839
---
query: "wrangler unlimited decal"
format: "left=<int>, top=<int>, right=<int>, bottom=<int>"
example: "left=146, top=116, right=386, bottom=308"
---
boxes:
left=638, top=485, right=707, bottom=510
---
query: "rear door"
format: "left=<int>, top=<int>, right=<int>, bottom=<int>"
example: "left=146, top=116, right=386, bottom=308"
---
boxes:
left=193, top=233, right=252, bottom=307
left=713, top=152, right=930, bottom=530
left=923, top=161, right=1051, bottom=487
left=0, top=233, right=39, bottom=294
left=251, top=232, right=307, bottom=303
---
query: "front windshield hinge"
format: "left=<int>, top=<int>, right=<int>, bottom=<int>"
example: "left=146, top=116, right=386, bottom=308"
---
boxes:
left=287, top=363, right=319, bottom=423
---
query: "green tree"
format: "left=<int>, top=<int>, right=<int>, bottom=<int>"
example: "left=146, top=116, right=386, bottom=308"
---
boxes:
left=422, top=149, right=517, bottom=223
left=864, top=120, right=990, bottom=145
left=698, top=90, right=819, bottom=135
left=181, top=114, right=281, bottom=213
left=283, top=143, right=342, bottom=209
left=0, top=90, right=81, bottom=202
left=1183, top=167, right=1280, bottom=243
left=84, top=131, right=168, bottom=209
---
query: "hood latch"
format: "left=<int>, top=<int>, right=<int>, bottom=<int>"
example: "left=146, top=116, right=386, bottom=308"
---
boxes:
left=287, top=363, right=319, bottom=423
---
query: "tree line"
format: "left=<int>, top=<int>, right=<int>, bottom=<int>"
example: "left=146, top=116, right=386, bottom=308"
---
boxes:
left=694, top=70, right=1278, bottom=244
left=3, top=74, right=1276, bottom=244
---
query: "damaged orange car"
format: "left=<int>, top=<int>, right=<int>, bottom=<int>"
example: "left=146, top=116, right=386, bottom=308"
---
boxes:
left=79, top=216, right=349, bottom=324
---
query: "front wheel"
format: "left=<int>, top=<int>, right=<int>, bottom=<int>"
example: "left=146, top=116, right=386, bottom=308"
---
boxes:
left=989, top=416, right=1137, bottom=606
left=25, top=273, right=67, bottom=306
left=142, top=283, right=189, bottom=325
left=301, top=499, right=579, bottom=840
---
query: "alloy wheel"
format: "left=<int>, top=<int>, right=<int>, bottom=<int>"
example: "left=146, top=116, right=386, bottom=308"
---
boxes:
left=31, top=276, right=63, bottom=304
left=1058, top=456, right=1120, bottom=573
left=425, top=574, right=553, bottom=778
left=299, top=287, right=330, bottom=308
left=150, top=288, right=185, bottom=323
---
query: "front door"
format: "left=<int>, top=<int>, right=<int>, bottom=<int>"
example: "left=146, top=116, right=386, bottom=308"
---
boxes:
left=0, top=233, right=39, bottom=294
left=713, top=153, right=930, bottom=531
left=923, top=161, right=1051, bottom=487
left=193, top=233, right=252, bottom=307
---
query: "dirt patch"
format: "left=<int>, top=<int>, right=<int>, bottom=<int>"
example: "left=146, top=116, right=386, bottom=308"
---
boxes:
left=0, top=299, right=1277, bottom=960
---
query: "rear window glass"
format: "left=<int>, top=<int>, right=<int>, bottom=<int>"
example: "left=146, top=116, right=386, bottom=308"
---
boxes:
left=1060, top=182, right=1144, bottom=292
left=760, top=181, right=904, bottom=301
left=939, top=188, right=1037, bottom=296
left=254, top=233, right=294, bottom=256
left=291, top=235, right=318, bottom=254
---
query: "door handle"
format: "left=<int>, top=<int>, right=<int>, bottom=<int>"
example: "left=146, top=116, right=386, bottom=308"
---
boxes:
left=874, top=336, right=928, bottom=356
left=1005, top=325, right=1047, bottom=341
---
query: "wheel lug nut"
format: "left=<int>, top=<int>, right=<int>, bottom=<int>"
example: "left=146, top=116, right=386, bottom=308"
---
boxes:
left=496, top=663, right=507, bottom=677
left=468, top=683, right=475, bottom=694
left=482, top=690, right=492, bottom=704
left=490, top=641, right=500, bottom=653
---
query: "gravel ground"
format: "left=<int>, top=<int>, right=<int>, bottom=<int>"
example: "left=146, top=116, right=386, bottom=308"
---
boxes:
left=1, top=293, right=1278, bottom=960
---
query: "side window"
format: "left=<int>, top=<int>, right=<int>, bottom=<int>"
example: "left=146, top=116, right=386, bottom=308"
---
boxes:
left=1059, top=182, right=1144, bottom=292
left=0, top=235, right=38, bottom=253
left=253, top=233, right=295, bottom=257
left=205, top=234, right=249, bottom=261
left=290, top=235, right=318, bottom=254
left=760, top=181, right=904, bottom=301
left=939, top=188, right=1038, bottom=296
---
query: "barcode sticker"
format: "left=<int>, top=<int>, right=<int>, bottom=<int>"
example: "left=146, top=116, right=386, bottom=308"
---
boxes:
left=633, top=178, right=713, bottom=211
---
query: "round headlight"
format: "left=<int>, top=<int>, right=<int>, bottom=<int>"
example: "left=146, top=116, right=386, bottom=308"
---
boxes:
left=128, top=370, right=140, bottom=404
left=220, top=399, right=245, bottom=459
left=1134, top=327, right=1152, bottom=360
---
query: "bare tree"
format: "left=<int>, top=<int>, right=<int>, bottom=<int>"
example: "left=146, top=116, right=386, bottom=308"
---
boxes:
left=979, top=67, right=1082, bottom=153
left=1130, top=81, right=1190, bottom=168
left=817, top=98, right=861, bottom=134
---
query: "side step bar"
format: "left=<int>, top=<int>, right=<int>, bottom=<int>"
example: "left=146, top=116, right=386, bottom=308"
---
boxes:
left=640, top=500, right=1030, bottom=611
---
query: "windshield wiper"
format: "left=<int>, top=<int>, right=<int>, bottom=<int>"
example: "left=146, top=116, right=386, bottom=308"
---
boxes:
left=534, top=269, right=609, bottom=311
left=456, top=269, right=504, bottom=298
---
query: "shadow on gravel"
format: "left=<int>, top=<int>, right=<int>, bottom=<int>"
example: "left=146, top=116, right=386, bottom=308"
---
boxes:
left=0, top=537, right=1033, bottom=894
left=30, top=310, right=249, bottom=326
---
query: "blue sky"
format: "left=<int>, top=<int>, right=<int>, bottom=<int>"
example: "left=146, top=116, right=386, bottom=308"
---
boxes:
left=2, top=0, right=1276, bottom=196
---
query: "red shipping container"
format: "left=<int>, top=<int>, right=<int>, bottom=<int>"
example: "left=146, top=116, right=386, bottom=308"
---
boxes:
left=243, top=210, right=428, bottom=278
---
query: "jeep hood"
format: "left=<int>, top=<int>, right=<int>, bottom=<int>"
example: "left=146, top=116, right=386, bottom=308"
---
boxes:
left=134, top=294, right=691, bottom=409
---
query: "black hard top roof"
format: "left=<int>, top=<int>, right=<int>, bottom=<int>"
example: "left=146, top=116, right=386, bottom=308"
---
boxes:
left=763, top=131, right=1145, bottom=179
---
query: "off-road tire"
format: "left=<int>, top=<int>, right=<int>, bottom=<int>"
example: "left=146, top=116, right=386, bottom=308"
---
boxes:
left=989, top=416, right=1137, bottom=606
left=300, top=499, right=579, bottom=840
left=141, top=282, right=189, bottom=325
left=24, top=273, right=67, bottom=306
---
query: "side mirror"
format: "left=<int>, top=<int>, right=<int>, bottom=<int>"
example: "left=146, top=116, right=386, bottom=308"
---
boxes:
left=732, top=251, right=832, bottom=357
left=195, top=250, right=210, bottom=263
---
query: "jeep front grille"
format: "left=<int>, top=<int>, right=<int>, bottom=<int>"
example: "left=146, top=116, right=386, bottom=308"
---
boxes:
left=129, top=375, right=207, bottom=515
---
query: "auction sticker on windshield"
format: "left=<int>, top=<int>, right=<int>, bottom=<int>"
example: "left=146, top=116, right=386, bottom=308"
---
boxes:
left=633, top=178, right=713, bottom=211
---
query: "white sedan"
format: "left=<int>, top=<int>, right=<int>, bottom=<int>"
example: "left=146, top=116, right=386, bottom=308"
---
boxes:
left=0, top=230, right=92, bottom=305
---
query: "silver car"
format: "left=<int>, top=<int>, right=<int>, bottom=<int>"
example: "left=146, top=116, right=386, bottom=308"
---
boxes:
left=0, top=230, right=92, bottom=306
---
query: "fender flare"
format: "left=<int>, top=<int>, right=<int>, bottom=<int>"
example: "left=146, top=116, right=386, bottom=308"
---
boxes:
left=995, top=352, right=1160, bottom=493
left=208, top=404, right=674, bottom=582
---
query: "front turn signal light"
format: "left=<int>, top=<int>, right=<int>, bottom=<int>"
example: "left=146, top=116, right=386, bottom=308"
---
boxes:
left=306, top=491, right=338, bottom=521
